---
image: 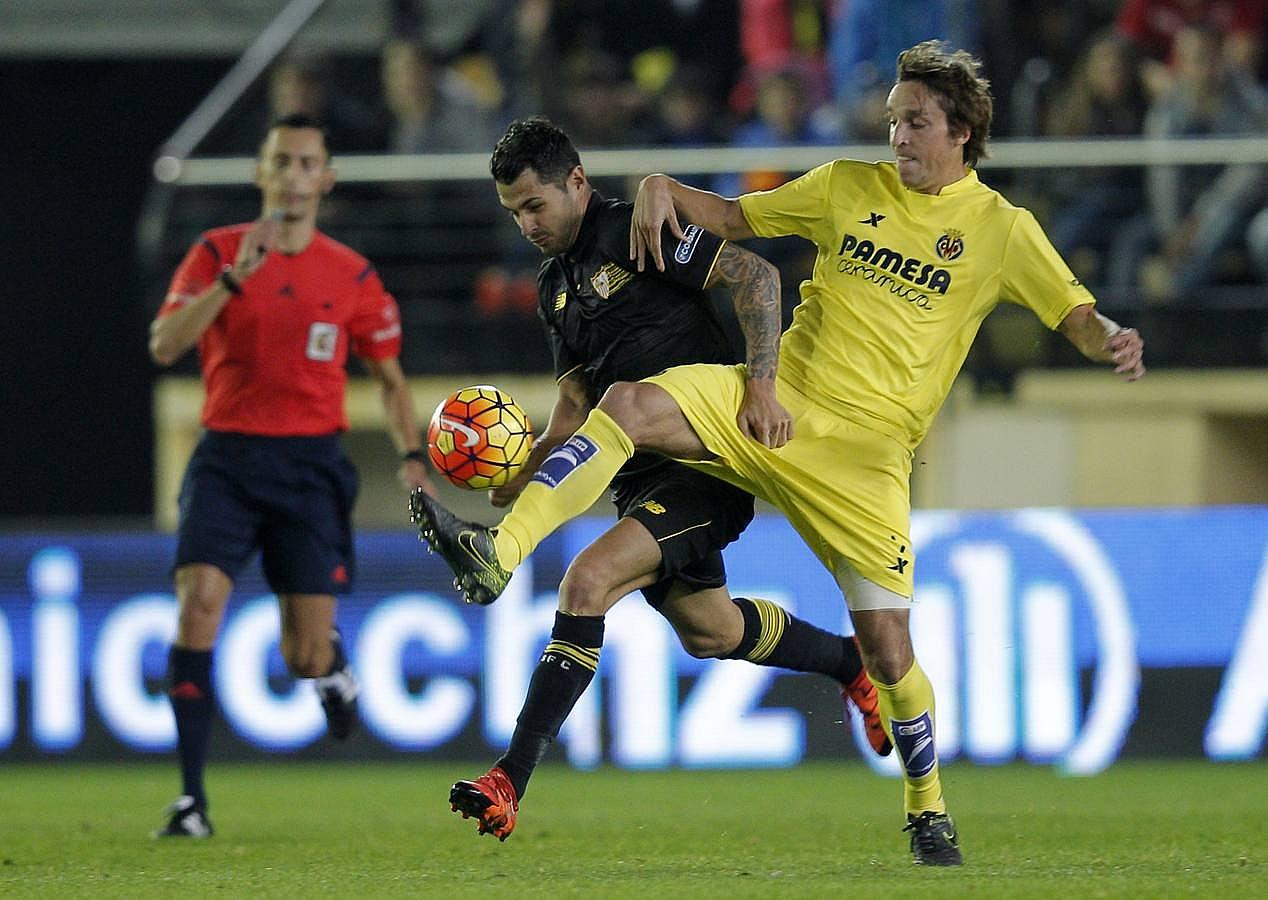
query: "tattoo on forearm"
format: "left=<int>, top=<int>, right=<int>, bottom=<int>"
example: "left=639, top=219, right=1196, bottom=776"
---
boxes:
left=709, top=244, right=780, bottom=380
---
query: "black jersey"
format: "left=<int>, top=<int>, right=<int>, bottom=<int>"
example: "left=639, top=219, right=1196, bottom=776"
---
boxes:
left=536, top=192, right=736, bottom=482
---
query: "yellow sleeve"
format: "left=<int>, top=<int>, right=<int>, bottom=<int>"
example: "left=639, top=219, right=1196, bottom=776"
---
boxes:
left=738, top=162, right=838, bottom=247
left=1000, top=209, right=1097, bottom=330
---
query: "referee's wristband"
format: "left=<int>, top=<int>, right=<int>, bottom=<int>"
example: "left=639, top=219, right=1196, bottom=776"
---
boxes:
left=402, top=449, right=427, bottom=463
left=219, top=265, right=243, bottom=295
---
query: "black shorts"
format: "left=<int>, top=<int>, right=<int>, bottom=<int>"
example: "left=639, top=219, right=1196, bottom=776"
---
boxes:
left=612, top=461, right=755, bottom=607
left=174, top=431, right=359, bottom=595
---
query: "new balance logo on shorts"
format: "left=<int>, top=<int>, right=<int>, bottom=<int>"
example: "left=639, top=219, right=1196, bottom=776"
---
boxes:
left=531, top=435, right=599, bottom=488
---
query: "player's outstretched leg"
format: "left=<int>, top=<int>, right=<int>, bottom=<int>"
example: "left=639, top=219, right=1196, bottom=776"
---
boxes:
left=904, top=811, right=962, bottom=866
left=449, top=767, right=519, bottom=841
left=410, top=488, right=510, bottom=606
left=840, top=637, right=893, bottom=756
left=153, top=795, right=214, bottom=838
left=313, top=630, right=359, bottom=740
left=716, top=599, right=892, bottom=757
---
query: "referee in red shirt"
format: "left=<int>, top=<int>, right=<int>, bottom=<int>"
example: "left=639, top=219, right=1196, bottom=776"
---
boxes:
left=148, top=114, right=432, bottom=837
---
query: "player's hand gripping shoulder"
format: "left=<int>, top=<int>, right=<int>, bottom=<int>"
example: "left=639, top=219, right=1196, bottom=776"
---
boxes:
left=629, top=174, right=753, bottom=272
left=630, top=174, right=683, bottom=272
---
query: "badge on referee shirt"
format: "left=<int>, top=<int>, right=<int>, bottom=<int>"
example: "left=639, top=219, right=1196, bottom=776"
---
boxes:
left=306, top=322, right=338, bottom=361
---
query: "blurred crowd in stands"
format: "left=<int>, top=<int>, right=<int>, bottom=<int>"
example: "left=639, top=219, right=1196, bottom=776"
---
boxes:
left=165, top=0, right=1268, bottom=380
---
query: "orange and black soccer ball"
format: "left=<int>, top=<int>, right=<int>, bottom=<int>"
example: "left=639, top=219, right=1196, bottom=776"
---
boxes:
left=426, top=385, right=533, bottom=490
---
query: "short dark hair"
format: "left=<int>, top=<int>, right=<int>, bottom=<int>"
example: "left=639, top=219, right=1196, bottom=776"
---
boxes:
left=896, top=41, right=993, bottom=167
left=490, top=117, right=581, bottom=187
left=262, top=113, right=331, bottom=156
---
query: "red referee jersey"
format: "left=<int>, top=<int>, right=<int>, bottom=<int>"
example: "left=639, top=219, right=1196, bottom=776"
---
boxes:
left=159, top=224, right=402, bottom=436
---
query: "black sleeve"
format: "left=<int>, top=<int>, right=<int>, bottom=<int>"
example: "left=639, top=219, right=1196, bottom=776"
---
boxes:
left=654, top=221, right=727, bottom=290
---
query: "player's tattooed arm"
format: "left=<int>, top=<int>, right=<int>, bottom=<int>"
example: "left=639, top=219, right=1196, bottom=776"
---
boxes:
left=706, top=243, right=782, bottom=381
left=705, top=243, right=793, bottom=448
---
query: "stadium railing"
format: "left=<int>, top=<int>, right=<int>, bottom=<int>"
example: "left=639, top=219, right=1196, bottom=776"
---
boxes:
left=139, top=137, right=1268, bottom=377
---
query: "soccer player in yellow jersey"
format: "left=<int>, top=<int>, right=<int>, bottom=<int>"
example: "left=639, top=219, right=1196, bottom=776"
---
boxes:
left=412, top=41, right=1145, bottom=865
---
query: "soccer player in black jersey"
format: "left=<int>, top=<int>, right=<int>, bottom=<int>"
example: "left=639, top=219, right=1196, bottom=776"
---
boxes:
left=420, top=117, right=890, bottom=842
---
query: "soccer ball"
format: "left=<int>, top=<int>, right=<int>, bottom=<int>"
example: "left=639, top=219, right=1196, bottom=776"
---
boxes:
left=427, top=385, right=533, bottom=490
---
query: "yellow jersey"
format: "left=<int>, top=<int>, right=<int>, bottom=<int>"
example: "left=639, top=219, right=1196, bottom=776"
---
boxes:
left=739, top=160, right=1092, bottom=450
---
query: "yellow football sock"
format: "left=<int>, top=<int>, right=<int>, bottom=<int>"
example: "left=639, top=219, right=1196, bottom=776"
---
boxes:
left=493, top=408, right=634, bottom=568
left=873, top=659, right=946, bottom=815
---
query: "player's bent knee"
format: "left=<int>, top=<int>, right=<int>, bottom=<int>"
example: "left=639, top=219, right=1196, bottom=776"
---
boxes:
left=283, top=652, right=325, bottom=679
left=598, top=381, right=682, bottom=436
left=178, top=595, right=222, bottom=626
left=595, top=382, right=650, bottom=431
left=852, top=609, right=914, bottom=684
left=175, top=595, right=228, bottom=647
left=173, top=566, right=231, bottom=645
left=280, top=636, right=329, bottom=678
left=557, top=565, right=611, bottom=617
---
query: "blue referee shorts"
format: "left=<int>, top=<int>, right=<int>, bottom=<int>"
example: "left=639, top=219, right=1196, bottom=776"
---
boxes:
left=174, top=430, right=359, bottom=595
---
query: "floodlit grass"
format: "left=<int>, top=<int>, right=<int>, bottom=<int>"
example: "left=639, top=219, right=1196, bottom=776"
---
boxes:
left=0, top=760, right=1263, bottom=898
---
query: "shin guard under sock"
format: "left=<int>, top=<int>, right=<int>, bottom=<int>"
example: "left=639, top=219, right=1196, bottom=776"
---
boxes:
left=493, top=408, right=633, bottom=568
left=873, top=659, right=945, bottom=815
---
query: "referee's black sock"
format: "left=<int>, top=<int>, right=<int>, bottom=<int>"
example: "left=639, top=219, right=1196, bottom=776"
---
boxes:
left=723, top=597, right=864, bottom=685
left=167, top=646, right=214, bottom=808
left=496, top=611, right=604, bottom=800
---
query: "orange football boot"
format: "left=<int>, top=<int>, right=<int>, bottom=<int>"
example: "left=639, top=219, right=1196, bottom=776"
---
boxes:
left=449, top=766, right=519, bottom=841
left=841, top=639, right=893, bottom=756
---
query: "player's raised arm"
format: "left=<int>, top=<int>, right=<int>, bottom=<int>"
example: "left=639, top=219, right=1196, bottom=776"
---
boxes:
left=630, top=174, right=755, bottom=272
left=148, top=215, right=279, bottom=366
left=704, top=243, right=792, bottom=448
left=1057, top=303, right=1146, bottom=381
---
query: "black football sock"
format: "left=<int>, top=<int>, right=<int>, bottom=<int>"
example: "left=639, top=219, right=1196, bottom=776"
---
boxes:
left=168, top=646, right=214, bottom=807
left=495, top=611, right=604, bottom=800
left=724, top=597, right=864, bottom=684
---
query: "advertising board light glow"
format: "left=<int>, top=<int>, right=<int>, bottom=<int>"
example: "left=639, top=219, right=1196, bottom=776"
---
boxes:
left=0, top=507, right=1264, bottom=766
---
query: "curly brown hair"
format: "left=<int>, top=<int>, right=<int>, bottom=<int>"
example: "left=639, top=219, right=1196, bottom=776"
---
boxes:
left=896, top=41, right=993, bottom=167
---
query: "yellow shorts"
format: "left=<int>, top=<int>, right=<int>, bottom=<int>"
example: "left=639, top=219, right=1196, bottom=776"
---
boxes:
left=644, top=364, right=915, bottom=604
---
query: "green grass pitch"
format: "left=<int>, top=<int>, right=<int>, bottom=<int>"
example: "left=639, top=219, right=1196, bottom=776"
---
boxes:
left=0, top=760, right=1263, bottom=898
